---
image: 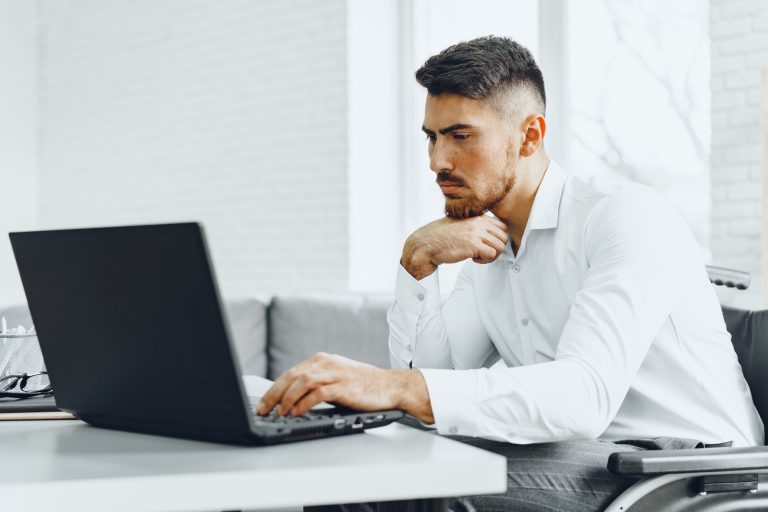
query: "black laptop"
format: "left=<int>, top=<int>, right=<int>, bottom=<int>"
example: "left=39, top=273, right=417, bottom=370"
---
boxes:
left=9, top=223, right=403, bottom=445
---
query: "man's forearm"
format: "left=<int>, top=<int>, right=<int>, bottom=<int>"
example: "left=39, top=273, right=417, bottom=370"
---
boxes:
left=388, top=369, right=434, bottom=424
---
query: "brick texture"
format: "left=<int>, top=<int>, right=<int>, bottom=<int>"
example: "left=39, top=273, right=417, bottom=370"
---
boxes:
left=0, top=0, right=38, bottom=307
left=711, top=0, right=767, bottom=307
left=37, top=0, right=349, bottom=297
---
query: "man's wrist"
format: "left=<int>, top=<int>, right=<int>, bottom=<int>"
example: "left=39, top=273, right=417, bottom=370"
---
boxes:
left=389, top=369, right=434, bottom=424
left=401, top=245, right=437, bottom=281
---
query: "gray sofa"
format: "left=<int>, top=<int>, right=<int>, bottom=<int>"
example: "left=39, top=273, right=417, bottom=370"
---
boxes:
left=0, top=295, right=394, bottom=380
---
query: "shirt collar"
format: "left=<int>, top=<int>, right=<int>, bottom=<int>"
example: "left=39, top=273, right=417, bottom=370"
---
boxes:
left=498, top=161, right=567, bottom=261
left=525, top=160, right=567, bottom=232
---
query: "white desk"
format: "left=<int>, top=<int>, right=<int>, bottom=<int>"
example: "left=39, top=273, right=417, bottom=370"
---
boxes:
left=0, top=418, right=506, bottom=511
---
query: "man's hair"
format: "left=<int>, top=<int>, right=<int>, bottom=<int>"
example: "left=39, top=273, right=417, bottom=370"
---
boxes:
left=415, top=36, right=546, bottom=114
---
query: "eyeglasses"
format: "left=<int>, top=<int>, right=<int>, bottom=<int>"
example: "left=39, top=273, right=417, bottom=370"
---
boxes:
left=0, top=371, right=52, bottom=399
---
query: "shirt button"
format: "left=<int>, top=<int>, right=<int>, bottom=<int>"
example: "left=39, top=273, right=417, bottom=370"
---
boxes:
left=521, top=318, right=529, bottom=327
left=512, top=265, right=520, bottom=273
left=449, top=426, right=458, bottom=434
left=406, top=344, right=412, bottom=352
left=417, top=293, right=425, bottom=301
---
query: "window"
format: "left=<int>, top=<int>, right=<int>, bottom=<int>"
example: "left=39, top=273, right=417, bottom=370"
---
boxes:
left=568, top=0, right=710, bottom=253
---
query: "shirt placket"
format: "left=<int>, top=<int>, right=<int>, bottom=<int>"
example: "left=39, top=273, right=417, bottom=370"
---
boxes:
left=507, top=251, right=534, bottom=364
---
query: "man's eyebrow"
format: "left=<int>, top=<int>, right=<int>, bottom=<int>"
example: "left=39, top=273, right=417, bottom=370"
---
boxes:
left=421, top=123, right=474, bottom=135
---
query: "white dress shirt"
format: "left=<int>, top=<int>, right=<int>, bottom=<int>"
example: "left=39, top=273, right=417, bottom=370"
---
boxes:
left=388, top=161, right=764, bottom=447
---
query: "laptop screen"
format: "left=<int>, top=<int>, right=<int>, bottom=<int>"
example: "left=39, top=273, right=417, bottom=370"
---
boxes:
left=10, top=223, right=253, bottom=434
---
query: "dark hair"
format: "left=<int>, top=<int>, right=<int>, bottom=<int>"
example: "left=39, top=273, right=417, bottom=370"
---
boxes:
left=415, top=36, right=546, bottom=113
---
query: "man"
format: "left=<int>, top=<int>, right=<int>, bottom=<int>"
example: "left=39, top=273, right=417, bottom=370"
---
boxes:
left=258, top=37, right=763, bottom=511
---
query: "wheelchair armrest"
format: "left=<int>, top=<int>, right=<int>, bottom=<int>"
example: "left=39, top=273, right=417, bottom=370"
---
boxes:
left=705, top=265, right=751, bottom=289
left=608, top=446, right=768, bottom=475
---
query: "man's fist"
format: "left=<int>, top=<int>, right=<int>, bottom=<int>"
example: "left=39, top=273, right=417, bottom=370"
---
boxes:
left=401, top=216, right=509, bottom=280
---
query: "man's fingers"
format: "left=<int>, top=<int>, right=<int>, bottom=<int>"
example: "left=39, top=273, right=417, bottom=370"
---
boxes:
left=278, top=370, right=333, bottom=415
left=470, top=216, right=508, bottom=246
left=257, top=370, right=296, bottom=414
left=480, top=233, right=506, bottom=255
left=290, top=384, right=342, bottom=416
left=486, top=224, right=509, bottom=245
left=481, top=214, right=508, bottom=232
left=475, top=217, right=508, bottom=244
left=277, top=377, right=312, bottom=416
left=471, top=242, right=498, bottom=263
left=257, top=360, right=317, bottom=414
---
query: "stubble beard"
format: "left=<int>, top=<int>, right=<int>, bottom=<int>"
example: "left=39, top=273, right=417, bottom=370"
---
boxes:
left=444, top=152, right=517, bottom=219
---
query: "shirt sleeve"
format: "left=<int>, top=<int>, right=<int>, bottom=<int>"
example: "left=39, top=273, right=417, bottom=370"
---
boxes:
left=419, top=188, right=697, bottom=443
left=387, top=262, right=495, bottom=371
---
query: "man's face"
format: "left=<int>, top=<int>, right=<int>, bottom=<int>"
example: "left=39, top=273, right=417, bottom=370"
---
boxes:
left=422, top=93, right=519, bottom=219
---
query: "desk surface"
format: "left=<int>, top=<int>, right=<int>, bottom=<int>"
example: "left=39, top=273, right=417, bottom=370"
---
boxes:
left=0, top=418, right=506, bottom=511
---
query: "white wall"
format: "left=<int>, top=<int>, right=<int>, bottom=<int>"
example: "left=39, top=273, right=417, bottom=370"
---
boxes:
left=538, top=0, right=569, bottom=166
left=710, top=0, right=768, bottom=308
left=347, top=0, right=401, bottom=293
left=0, top=0, right=38, bottom=307
left=36, top=0, right=349, bottom=298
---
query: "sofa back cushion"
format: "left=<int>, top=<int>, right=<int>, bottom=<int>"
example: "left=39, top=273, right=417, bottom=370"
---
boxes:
left=267, top=294, right=392, bottom=379
left=0, top=299, right=268, bottom=377
left=222, top=298, right=268, bottom=377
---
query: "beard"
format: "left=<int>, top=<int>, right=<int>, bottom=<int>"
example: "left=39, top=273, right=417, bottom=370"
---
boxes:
left=443, top=151, right=517, bottom=219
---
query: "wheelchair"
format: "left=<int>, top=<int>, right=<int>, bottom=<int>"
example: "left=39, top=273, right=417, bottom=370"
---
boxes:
left=605, top=266, right=768, bottom=511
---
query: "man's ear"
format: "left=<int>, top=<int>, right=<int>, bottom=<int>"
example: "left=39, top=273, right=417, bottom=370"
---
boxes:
left=520, top=114, right=546, bottom=157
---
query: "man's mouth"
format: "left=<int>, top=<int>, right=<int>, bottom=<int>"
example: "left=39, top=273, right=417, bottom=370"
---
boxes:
left=438, top=181, right=464, bottom=194
left=439, top=183, right=463, bottom=194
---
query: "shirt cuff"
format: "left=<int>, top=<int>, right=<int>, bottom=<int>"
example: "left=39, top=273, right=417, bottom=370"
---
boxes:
left=394, top=263, right=441, bottom=315
left=419, top=368, right=480, bottom=436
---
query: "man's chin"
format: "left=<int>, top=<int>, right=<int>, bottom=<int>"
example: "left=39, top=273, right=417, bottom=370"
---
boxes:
left=444, top=198, right=487, bottom=219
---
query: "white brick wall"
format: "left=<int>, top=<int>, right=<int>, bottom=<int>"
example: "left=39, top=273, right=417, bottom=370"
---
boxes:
left=710, top=0, right=768, bottom=308
left=0, top=0, right=38, bottom=307
left=37, top=0, right=349, bottom=297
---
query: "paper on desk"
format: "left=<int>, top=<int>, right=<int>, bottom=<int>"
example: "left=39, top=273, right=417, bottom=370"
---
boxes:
left=241, top=375, right=333, bottom=410
left=0, top=318, right=33, bottom=336
left=0, top=411, right=76, bottom=421
left=242, top=375, right=274, bottom=400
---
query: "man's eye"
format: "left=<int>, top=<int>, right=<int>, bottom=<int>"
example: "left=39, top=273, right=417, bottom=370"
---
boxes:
left=425, top=134, right=436, bottom=143
left=453, top=133, right=470, bottom=140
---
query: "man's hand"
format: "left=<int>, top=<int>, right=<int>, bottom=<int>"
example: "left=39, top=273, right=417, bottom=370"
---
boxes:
left=256, top=353, right=435, bottom=423
left=401, top=216, right=509, bottom=280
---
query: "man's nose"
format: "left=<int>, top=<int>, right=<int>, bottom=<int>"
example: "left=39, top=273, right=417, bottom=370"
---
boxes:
left=429, top=139, right=453, bottom=174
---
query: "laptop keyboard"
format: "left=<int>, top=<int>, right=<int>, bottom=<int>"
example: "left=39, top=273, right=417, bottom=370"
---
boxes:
left=255, top=409, right=335, bottom=424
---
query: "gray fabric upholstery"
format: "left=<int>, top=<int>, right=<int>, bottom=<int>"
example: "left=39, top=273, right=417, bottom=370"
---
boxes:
left=267, top=294, right=392, bottom=379
left=221, top=298, right=269, bottom=377
left=0, top=299, right=269, bottom=377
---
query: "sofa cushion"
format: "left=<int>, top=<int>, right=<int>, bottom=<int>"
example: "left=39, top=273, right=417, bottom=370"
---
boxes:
left=0, top=299, right=268, bottom=377
left=267, top=294, right=392, bottom=379
left=222, top=298, right=268, bottom=377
